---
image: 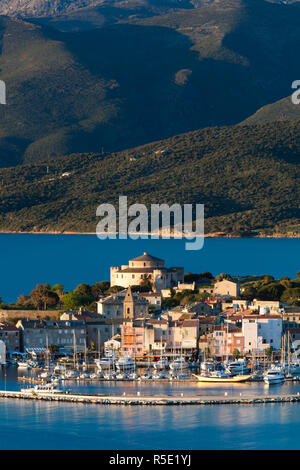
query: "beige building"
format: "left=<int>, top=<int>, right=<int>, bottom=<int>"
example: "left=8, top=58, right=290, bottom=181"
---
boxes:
left=110, top=252, right=184, bottom=292
left=214, top=279, right=240, bottom=298
left=97, top=287, right=149, bottom=320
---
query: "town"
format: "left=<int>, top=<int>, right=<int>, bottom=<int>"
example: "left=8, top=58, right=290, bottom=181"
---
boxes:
left=0, top=252, right=299, bottom=386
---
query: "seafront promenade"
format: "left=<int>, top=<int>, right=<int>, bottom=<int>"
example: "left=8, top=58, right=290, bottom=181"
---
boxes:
left=1, top=389, right=300, bottom=406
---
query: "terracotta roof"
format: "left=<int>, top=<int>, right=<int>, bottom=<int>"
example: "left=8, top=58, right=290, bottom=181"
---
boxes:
left=138, top=292, right=161, bottom=297
left=0, top=322, right=18, bottom=331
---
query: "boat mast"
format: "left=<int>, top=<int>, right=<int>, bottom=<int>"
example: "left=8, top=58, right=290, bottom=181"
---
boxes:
left=73, top=329, right=76, bottom=370
left=98, top=329, right=101, bottom=359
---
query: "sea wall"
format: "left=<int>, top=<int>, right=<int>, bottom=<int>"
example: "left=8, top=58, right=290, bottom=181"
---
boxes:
left=1, top=391, right=300, bottom=406
left=0, top=309, right=62, bottom=321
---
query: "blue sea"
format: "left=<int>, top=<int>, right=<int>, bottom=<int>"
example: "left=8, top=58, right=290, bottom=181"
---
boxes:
left=0, top=234, right=299, bottom=303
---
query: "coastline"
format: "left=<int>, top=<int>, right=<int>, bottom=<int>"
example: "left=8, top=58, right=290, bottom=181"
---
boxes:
left=0, top=231, right=299, bottom=239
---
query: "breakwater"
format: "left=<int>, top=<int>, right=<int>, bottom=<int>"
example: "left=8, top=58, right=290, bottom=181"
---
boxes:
left=1, top=390, right=300, bottom=406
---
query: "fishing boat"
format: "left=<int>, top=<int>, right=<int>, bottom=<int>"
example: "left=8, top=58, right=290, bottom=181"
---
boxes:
left=193, top=371, right=252, bottom=382
left=263, top=367, right=285, bottom=384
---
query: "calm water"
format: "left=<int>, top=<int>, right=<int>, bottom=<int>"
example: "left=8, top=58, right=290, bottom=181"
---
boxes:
left=1, top=368, right=300, bottom=449
left=0, top=234, right=300, bottom=302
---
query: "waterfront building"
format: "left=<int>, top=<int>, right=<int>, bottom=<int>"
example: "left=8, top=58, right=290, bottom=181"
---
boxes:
left=213, top=325, right=244, bottom=357
left=110, top=252, right=184, bottom=291
left=242, top=315, right=282, bottom=353
left=121, top=320, right=146, bottom=357
left=16, top=319, right=87, bottom=352
left=0, top=322, right=20, bottom=352
left=167, top=319, right=200, bottom=355
left=97, top=287, right=149, bottom=320
left=60, top=311, right=122, bottom=350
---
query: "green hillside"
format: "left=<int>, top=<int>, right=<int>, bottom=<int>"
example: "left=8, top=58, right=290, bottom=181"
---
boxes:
left=241, top=95, right=300, bottom=124
left=0, top=120, right=299, bottom=234
left=1, top=0, right=300, bottom=166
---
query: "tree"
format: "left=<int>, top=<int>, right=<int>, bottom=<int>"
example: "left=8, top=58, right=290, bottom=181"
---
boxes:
left=241, top=286, right=257, bottom=301
left=233, top=348, right=241, bottom=360
left=16, top=294, right=33, bottom=308
left=74, top=283, right=93, bottom=298
left=256, top=283, right=285, bottom=301
left=91, top=281, right=110, bottom=298
left=29, top=284, right=59, bottom=310
left=62, top=292, right=91, bottom=310
left=52, top=284, right=65, bottom=299
left=281, top=288, right=300, bottom=304
left=214, top=273, right=232, bottom=283
left=265, top=347, right=273, bottom=358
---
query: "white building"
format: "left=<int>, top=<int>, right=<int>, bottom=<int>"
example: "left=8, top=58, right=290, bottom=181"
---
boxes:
left=242, top=315, right=282, bottom=353
left=110, top=252, right=184, bottom=292
left=0, top=340, right=6, bottom=365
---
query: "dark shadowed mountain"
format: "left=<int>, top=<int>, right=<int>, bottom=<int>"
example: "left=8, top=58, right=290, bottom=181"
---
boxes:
left=1, top=0, right=300, bottom=166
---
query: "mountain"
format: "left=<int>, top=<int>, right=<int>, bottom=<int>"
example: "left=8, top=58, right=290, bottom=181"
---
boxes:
left=0, top=0, right=214, bottom=31
left=241, top=95, right=300, bottom=124
left=1, top=0, right=300, bottom=166
left=0, top=120, right=299, bottom=234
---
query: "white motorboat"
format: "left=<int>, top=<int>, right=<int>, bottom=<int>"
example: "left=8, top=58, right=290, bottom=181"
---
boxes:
left=17, top=361, right=31, bottom=369
left=94, top=357, right=115, bottom=370
left=116, top=355, right=135, bottom=371
left=116, top=372, right=128, bottom=380
left=104, top=372, right=116, bottom=380
left=224, top=359, right=249, bottom=376
left=62, top=369, right=79, bottom=380
left=40, top=371, right=52, bottom=380
left=128, top=372, right=140, bottom=380
left=282, top=362, right=300, bottom=376
left=264, top=367, right=285, bottom=384
left=154, top=358, right=170, bottom=370
left=174, top=373, right=190, bottom=380
left=78, top=372, right=90, bottom=380
left=200, top=360, right=216, bottom=373
left=21, top=383, right=65, bottom=394
left=170, top=357, right=189, bottom=371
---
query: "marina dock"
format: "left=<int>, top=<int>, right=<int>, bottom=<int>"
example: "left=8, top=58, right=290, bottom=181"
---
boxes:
left=1, top=389, right=300, bottom=406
